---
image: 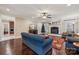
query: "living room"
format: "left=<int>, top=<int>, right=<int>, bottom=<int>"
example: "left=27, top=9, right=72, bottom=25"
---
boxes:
left=0, top=4, right=79, bottom=55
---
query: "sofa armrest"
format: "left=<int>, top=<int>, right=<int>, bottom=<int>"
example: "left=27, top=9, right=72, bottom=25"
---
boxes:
left=66, top=36, right=79, bottom=42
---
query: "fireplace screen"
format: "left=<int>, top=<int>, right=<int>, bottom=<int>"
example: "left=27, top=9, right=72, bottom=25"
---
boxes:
left=51, top=27, right=59, bottom=34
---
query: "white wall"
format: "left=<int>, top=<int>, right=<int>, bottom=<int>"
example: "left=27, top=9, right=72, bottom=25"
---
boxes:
left=37, top=23, right=42, bottom=34
left=44, top=23, right=49, bottom=34
left=0, top=14, right=15, bottom=40
left=15, top=17, right=33, bottom=38
left=0, top=18, right=4, bottom=38
left=37, top=22, right=49, bottom=34
left=0, top=14, right=34, bottom=39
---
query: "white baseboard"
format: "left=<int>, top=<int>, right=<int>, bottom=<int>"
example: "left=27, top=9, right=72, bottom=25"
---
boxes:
left=0, top=38, right=14, bottom=42
left=0, top=36, right=21, bottom=42
left=0, top=36, right=15, bottom=41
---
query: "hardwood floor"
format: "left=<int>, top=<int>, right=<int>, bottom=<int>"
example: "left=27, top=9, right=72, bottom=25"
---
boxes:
left=0, top=38, right=52, bottom=55
left=0, top=39, right=22, bottom=55
left=0, top=38, right=79, bottom=55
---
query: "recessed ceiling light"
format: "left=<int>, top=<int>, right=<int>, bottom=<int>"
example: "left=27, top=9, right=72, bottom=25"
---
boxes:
left=6, top=8, right=10, bottom=11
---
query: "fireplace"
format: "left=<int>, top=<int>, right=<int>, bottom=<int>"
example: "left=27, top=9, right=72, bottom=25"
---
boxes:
left=51, top=27, right=59, bottom=34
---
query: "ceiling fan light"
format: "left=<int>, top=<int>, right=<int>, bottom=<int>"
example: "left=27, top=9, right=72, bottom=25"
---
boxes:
left=42, top=16, right=46, bottom=19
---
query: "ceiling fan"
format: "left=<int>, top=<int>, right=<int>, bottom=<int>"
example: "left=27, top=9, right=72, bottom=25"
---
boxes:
left=41, top=12, right=52, bottom=19
left=32, top=11, right=55, bottom=19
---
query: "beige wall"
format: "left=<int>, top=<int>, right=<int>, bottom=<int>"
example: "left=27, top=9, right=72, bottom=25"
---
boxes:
left=15, top=17, right=33, bottom=38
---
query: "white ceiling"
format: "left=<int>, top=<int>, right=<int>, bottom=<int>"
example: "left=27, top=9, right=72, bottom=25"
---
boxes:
left=0, top=4, right=79, bottom=22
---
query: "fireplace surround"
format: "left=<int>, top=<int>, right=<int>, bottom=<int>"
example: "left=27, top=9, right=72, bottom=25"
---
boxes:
left=50, top=27, right=59, bottom=34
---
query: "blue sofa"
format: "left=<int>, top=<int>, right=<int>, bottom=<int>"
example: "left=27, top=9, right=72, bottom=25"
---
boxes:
left=21, top=32, right=52, bottom=55
left=65, top=36, right=79, bottom=52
